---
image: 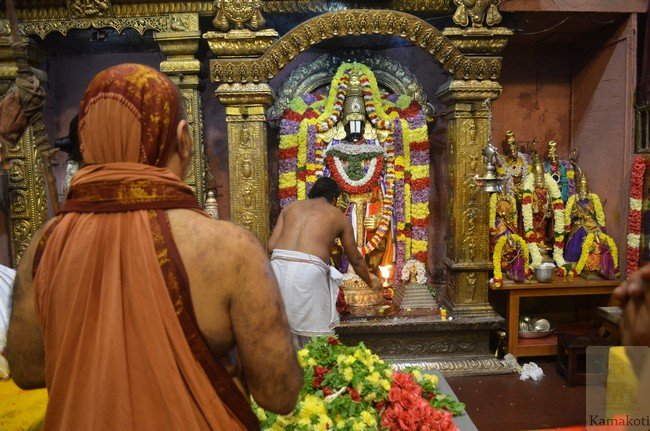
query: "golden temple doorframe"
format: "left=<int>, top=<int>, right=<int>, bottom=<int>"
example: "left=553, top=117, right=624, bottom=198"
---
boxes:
left=0, top=36, right=49, bottom=266
left=216, top=83, right=274, bottom=247
left=155, top=17, right=207, bottom=205
left=438, top=80, right=503, bottom=317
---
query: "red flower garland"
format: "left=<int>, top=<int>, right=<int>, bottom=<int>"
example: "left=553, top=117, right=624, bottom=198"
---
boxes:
left=626, top=156, right=646, bottom=276
left=325, top=154, right=385, bottom=194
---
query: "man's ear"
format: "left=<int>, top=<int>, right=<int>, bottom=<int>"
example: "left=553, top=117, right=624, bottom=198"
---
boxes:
left=176, top=119, right=191, bottom=160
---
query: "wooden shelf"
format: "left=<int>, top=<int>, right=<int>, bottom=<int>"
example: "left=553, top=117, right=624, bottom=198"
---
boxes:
left=492, top=278, right=619, bottom=358
left=490, top=278, right=620, bottom=292
left=518, top=334, right=558, bottom=357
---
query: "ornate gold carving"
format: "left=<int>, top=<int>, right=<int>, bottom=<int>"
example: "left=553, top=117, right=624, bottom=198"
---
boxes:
left=268, top=52, right=435, bottom=122
left=443, top=26, right=512, bottom=54
left=155, top=27, right=207, bottom=205
left=111, top=2, right=212, bottom=17
left=212, top=0, right=265, bottom=31
left=390, top=0, right=453, bottom=12
left=211, top=10, right=502, bottom=84
left=203, top=28, right=278, bottom=58
left=261, top=0, right=330, bottom=13
left=216, top=82, right=273, bottom=245
left=452, top=0, right=502, bottom=28
left=19, top=12, right=198, bottom=38
left=5, top=126, right=49, bottom=266
left=437, top=85, right=503, bottom=317
left=66, top=0, right=113, bottom=18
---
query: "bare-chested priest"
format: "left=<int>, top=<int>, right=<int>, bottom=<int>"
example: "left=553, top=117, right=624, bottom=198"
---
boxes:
left=269, top=177, right=381, bottom=347
left=6, top=64, right=301, bottom=431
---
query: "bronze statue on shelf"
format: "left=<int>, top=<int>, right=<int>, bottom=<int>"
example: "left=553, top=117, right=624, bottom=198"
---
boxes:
left=497, top=130, right=530, bottom=197
left=564, top=171, right=617, bottom=279
left=530, top=159, right=552, bottom=258
left=543, top=140, right=576, bottom=203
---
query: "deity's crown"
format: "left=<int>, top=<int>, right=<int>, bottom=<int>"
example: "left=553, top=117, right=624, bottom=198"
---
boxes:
left=342, top=73, right=366, bottom=124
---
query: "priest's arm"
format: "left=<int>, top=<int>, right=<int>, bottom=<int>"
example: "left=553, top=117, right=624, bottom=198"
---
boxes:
left=5, top=221, right=52, bottom=389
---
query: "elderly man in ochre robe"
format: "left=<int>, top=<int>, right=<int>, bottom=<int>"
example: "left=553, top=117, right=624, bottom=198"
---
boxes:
left=6, top=64, right=302, bottom=431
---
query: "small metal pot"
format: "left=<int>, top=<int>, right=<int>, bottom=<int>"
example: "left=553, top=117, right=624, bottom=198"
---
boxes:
left=535, top=266, right=553, bottom=283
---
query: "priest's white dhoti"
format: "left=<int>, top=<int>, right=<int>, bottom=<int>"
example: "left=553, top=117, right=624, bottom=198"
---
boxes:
left=270, top=249, right=341, bottom=347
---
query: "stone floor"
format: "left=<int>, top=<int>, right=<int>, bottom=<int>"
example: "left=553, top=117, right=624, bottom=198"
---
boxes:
left=447, top=358, right=586, bottom=430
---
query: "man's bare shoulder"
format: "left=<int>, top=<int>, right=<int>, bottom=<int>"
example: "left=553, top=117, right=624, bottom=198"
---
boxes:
left=167, top=209, right=263, bottom=257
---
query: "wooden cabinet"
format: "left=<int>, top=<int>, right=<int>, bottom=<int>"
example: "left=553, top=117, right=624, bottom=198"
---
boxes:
left=490, top=279, right=619, bottom=358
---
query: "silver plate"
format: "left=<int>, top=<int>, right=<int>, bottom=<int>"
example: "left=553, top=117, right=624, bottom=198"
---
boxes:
left=518, top=328, right=556, bottom=339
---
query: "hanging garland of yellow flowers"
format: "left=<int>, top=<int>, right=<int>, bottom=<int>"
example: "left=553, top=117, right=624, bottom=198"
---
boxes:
left=573, top=231, right=619, bottom=276
left=489, top=193, right=518, bottom=231
left=521, top=172, right=569, bottom=274
left=564, top=193, right=606, bottom=230
left=492, top=234, right=529, bottom=288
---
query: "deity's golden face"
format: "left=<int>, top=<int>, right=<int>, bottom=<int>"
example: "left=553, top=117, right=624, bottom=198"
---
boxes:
left=503, top=130, right=516, bottom=158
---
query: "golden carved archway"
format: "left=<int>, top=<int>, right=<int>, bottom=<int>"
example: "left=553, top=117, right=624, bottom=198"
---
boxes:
left=210, top=9, right=502, bottom=84
left=209, top=7, right=511, bottom=323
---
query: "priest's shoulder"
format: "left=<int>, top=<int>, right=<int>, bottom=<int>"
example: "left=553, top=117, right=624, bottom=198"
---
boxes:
left=166, top=208, right=263, bottom=253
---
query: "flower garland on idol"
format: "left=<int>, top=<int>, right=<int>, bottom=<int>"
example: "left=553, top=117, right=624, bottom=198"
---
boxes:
left=573, top=231, right=619, bottom=276
left=253, top=336, right=463, bottom=431
left=521, top=172, right=569, bottom=274
left=564, top=193, right=606, bottom=230
left=488, top=193, right=518, bottom=232
left=626, top=156, right=646, bottom=276
left=277, top=63, right=430, bottom=273
left=492, top=234, right=530, bottom=288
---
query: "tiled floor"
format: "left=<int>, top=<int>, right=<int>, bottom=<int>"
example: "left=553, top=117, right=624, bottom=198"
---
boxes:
left=446, top=359, right=586, bottom=431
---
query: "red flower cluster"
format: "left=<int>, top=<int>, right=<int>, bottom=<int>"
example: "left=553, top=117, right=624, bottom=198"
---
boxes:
left=312, top=366, right=330, bottom=389
left=380, top=373, right=459, bottom=431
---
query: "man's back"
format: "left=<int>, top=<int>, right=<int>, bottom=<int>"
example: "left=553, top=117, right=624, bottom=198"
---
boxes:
left=270, top=199, right=343, bottom=263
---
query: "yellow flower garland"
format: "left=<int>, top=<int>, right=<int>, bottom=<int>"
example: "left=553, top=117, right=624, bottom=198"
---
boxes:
left=573, top=231, right=619, bottom=276
left=492, top=234, right=529, bottom=287
left=489, top=193, right=518, bottom=230
left=564, top=193, right=606, bottom=229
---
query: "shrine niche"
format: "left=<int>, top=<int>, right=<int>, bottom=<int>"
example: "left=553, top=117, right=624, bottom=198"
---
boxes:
left=271, top=57, right=432, bottom=308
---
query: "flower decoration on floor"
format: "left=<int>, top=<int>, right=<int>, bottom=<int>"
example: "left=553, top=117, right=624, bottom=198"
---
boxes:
left=521, top=172, right=568, bottom=274
left=626, top=156, right=646, bottom=276
left=254, top=337, right=464, bottom=431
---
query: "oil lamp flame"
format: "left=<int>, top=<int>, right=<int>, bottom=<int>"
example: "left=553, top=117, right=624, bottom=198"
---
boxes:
left=379, top=265, right=392, bottom=287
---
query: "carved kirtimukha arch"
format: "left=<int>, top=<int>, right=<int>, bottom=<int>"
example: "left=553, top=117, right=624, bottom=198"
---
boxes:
left=210, top=9, right=502, bottom=84
left=267, top=52, right=435, bottom=123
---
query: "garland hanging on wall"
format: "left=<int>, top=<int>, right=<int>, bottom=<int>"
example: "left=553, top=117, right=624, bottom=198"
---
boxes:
left=626, top=156, right=646, bottom=276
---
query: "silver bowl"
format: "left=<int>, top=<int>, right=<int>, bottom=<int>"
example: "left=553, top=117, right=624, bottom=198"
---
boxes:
left=535, top=266, right=554, bottom=283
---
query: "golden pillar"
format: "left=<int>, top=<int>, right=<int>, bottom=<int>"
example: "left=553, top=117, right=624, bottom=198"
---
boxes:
left=438, top=80, right=503, bottom=317
left=0, top=35, right=49, bottom=266
left=215, top=83, right=273, bottom=246
left=206, top=1, right=278, bottom=245
left=155, top=17, right=207, bottom=205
